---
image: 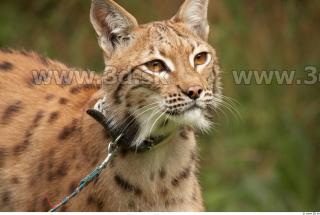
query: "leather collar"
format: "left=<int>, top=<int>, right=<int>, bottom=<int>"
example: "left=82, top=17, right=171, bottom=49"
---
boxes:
left=87, top=109, right=171, bottom=153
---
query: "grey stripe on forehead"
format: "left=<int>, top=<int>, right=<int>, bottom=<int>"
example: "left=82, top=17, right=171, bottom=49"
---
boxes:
left=150, top=23, right=171, bottom=42
left=165, top=21, right=190, bottom=39
left=152, top=22, right=170, bottom=32
left=148, top=22, right=199, bottom=55
left=165, top=21, right=200, bottom=50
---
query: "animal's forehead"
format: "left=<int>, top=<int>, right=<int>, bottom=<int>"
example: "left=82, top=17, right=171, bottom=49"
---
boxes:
left=140, top=22, right=200, bottom=55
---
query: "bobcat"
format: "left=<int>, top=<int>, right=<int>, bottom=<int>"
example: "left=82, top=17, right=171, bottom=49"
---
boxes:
left=0, top=0, right=222, bottom=212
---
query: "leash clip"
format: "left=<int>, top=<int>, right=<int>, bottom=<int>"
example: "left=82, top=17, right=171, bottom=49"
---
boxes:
left=108, top=134, right=122, bottom=153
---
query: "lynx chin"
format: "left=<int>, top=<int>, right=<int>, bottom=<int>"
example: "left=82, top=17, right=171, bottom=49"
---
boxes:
left=0, top=0, right=222, bottom=212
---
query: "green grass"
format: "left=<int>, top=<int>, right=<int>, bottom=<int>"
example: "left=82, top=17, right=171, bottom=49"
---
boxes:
left=0, top=0, right=319, bottom=211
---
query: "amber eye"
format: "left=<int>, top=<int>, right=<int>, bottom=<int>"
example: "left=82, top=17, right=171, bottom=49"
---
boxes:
left=145, top=60, right=168, bottom=73
left=194, top=52, right=208, bottom=66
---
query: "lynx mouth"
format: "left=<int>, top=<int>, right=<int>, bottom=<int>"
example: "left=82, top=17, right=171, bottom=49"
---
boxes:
left=164, top=103, right=204, bottom=116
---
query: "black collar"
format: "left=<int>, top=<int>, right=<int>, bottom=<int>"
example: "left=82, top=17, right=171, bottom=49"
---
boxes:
left=127, top=133, right=171, bottom=153
left=87, top=109, right=170, bottom=153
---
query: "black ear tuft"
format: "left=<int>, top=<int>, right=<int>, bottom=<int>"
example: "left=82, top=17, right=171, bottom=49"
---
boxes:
left=90, top=0, right=138, bottom=58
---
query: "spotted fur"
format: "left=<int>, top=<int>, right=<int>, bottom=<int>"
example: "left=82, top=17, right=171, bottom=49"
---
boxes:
left=0, top=0, right=222, bottom=212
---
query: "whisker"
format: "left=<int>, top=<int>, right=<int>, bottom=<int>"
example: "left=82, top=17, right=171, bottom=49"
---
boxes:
left=212, top=97, right=242, bottom=122
left=120, top=101, right=160, bottom=127
left=119, top=104, right=160, bottom=135
left=135, top=108, right=163, bottom=146
left=147, top=109, right=167, bottom=138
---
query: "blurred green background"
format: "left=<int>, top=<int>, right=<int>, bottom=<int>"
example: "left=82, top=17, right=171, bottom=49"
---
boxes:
left=0, top=0, right=319, bottom=211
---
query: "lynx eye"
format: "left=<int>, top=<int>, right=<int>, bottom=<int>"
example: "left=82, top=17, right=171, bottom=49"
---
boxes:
left=145, top=60, right=168, bottom=73
left=194, top=52, right=208, bottom=66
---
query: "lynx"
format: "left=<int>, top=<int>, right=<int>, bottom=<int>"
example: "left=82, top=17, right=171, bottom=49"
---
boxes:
left=0, top=0, right=222, bottom=211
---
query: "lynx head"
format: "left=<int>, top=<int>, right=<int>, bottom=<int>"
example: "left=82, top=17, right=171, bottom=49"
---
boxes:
left=90, top=0, right=222, bottom=146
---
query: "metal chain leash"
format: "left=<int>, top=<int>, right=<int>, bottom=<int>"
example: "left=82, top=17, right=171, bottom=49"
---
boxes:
left=49, top=135, right=122, bottom=212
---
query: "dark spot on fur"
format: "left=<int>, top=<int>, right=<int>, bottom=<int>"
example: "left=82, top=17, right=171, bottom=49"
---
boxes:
left=134, top=188, right=142, bottom=196
left=45, top=94, right=55, bottom=101
left=1, top=101, right=23, bottom=125
left=48, top=111, right=60, bottom=124
left=13, top=110, right=44, bottom=155
left=171, top=166, right=191, bottom=187
left=180, top=167, right=191, bottom=178
left=13, top=139, right=30, bottom=155
left=33, top=110, right=45, bottom=125
left=0, top=148, right=7, bottom=167
left=159, top=168, right=166, bottom=179
left=57, top=161, right=68, bottom=177
left=11, top=176, right=20, bottom=184
left=59, top=97, right=69, bottom=105
left=0, top=61, right=13, bottom=71
left=70, top=86, right=81, bottom=94
left=47, top=160, right=68, bottom=181
left=70, top=84, right=100, bottom=95
left=114, top=174, right=142, bottom=196
left=171, top=178, right=179, bottom=187
left=180, top=129, right=189, bottom=140
left=58, top=119, right=79, bottom=140
left=2, top=191, right=10, bottom=204
left=87, top=195, right=94, bottom=205
left=96, top=199, right=104, bottom=211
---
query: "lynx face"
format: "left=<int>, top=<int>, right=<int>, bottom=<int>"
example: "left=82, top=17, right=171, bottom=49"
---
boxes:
left=91, top=0, right=221, bottom=145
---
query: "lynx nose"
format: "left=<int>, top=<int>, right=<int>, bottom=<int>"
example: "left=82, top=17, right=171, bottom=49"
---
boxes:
left=186, top=85, right=203, bottom=100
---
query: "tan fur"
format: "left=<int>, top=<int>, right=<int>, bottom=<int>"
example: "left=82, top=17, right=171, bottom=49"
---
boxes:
left=0, top=0, right=222, bottom=212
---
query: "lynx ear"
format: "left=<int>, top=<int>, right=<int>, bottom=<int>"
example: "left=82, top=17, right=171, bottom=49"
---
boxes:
left=90, top=0, right=138, bottom=58
left=172, top=0, right=210, bottom=41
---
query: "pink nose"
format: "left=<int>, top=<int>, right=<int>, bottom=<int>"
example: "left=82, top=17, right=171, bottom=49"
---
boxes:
left=186, top=86, right=203, bottom=100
